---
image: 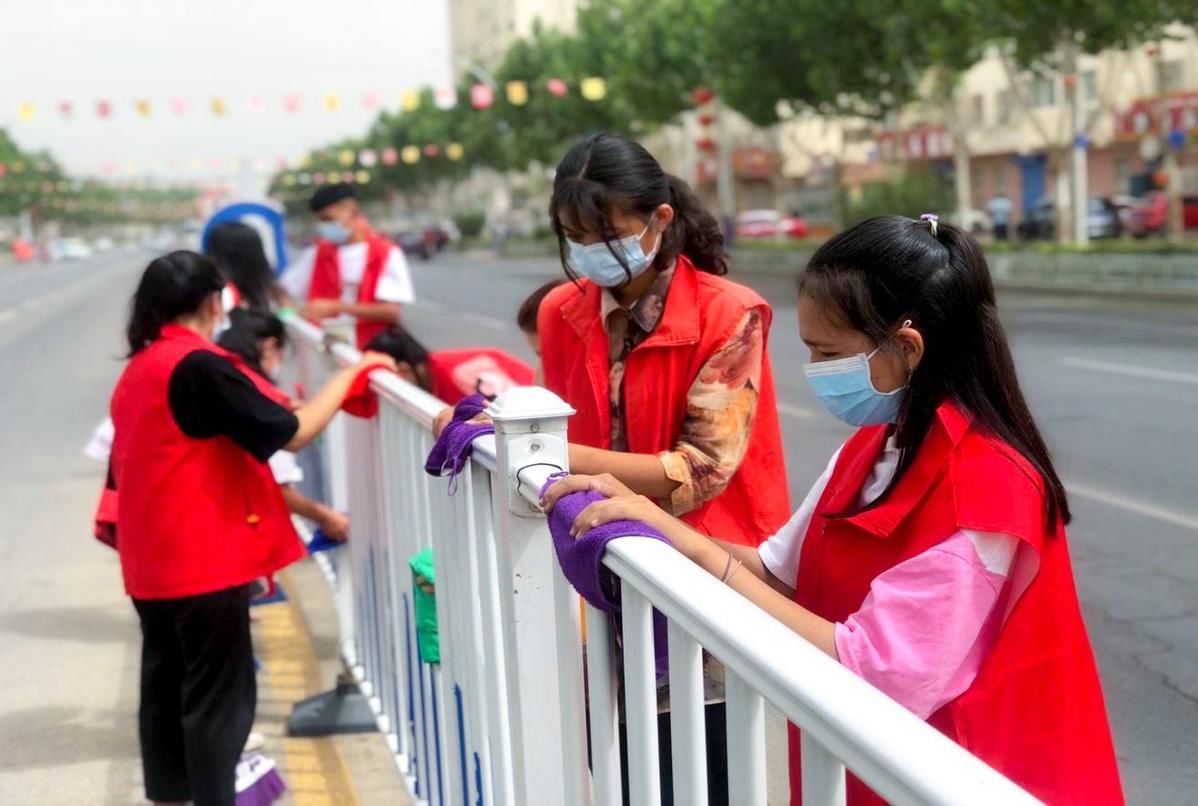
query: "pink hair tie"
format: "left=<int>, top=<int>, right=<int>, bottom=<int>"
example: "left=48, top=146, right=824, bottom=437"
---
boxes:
left=919, top=213, right=939, bottom=236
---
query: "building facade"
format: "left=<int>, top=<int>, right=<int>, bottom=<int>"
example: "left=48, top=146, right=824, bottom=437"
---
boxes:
left=871, top=25, right=1198, bottom=221
left=447, top=0, right=580, bottom=76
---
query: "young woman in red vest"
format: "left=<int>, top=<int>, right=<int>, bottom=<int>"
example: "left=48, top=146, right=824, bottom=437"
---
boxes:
left=364, top=325, right=535, bottom=405
left=111, top=251, right=392, bottom=806
left=539, top=133, right=790, bottom=806
left=280, top=182, right=414, bottom=348
left=539, top=133, right=790, bottom=549
left=547, top=215, right=1124, bottom=805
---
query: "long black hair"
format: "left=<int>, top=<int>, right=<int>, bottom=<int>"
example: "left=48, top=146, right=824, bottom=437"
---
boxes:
left=800, top=215, right=1070, bottom=526
left=126, top=250, right=224, bottom=355
left=205, top=220, right=275, bottom=311
left=217, top=308, right=287, bottom=379
left=549, top=132, right=727, bottom=281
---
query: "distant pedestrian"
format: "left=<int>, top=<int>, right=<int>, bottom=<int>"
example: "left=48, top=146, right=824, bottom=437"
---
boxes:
left=279, top=183, right=414, bottom=348
left=205, top=220, right=285, bottom=313
left=987, top=192, right=1012, bottom=240
left=546, top=215, right=1123, bottom=806
left=109, top=251, right=392, bottom=805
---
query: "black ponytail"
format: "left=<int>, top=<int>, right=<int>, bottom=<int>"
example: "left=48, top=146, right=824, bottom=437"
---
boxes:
left=550, top=132, right=728, bottom=280
left=664, top=174, right=728, bottom=275
left=126, top=251, right=223, bottom=356
left=800, top=216, right=1071, bottom=528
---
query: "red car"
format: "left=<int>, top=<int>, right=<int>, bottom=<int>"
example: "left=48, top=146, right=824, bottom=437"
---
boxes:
left=735, top=209, right=808, bottom=240
left=1128, top=192, right=1198, bottom=237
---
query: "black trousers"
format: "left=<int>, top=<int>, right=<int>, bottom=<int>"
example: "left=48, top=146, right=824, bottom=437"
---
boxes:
left=613, top=703, right=729, bottom=806
left=133, top=585, right=256, bottom=806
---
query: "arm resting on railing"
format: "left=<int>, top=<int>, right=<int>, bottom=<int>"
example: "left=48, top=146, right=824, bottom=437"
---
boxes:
left=542, top=472, right=838, bottom=658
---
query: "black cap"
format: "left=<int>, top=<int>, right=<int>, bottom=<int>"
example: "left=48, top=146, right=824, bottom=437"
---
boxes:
left=309, top=182, right=357, bottom=212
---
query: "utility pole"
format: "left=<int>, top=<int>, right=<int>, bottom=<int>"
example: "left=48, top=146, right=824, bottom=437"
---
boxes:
left=1154, top=44, right=1184, bottom=244
left=1067, top=49, right=1089, bottom=246
left=715, top=95, right=736, bottom=242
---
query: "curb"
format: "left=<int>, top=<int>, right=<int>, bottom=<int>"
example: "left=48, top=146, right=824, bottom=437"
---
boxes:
left=726, top=248, right=1198, bottom=303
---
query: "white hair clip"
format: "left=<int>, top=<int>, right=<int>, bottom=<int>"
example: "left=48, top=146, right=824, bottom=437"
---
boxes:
left=919, top=213, right=939, bottom=237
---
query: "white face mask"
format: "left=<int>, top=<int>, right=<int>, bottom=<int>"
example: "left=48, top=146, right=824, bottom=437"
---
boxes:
left=567, top=219, right=660, bottom=287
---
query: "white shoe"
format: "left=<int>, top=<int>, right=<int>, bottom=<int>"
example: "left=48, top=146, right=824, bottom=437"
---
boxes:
left=243, top=731, right=266, bottom=753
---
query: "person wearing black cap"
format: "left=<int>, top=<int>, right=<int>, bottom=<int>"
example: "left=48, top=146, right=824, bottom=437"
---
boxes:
left=280, top=182, right=414, bottom=348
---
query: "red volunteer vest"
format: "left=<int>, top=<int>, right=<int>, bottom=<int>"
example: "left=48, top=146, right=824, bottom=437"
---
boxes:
left=788, top=402, right=1122, bottom=805
left=308, top=234, right=394, bottom=348
left=538, top=256, right=790, bottom=546
left=428, top=348, right=535, bottom=406
left=110, top=325, right=303, bottom=600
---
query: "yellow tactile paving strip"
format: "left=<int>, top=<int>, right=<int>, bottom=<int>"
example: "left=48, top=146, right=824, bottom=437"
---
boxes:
left=252, top=569, right=359, bottom=806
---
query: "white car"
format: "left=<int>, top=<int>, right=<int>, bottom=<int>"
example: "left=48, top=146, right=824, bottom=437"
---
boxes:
left=951, top=208, right=993, bottom=235
left=49, top=237, right=93, bottom=261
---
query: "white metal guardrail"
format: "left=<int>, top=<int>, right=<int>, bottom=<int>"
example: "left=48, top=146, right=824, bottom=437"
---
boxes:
left=283, top=315, right=1040, bottom=806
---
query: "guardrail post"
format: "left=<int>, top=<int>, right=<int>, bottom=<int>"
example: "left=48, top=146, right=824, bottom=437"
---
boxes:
left=487, top=388, right=589, bottom=806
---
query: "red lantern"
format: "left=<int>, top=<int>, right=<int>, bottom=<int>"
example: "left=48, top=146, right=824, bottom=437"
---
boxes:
left=470, top=84, right=494, bottom=110
left=546, top=78, right=569, bottom=98
left=691, top=87, right=715, bottom=106
left=96, top=100, right=113, bottom=119
left=423, top=144, right=440, bottom=158
left=58, top=101, right=73, bottom=118
left=696, top=137, right=717, bottom=153
left=698, top=113, right=716, bottom=127
left=381, top=147, right=398, bottom=166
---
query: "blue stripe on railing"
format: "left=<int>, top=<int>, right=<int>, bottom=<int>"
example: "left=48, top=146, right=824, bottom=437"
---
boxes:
left=474, top=751, right=484, bottom=806
left=431, top=670, right=445, bottom=806
left=454, top=684, right=470, bottom=806
left=403, top=593, right=420, bottom=798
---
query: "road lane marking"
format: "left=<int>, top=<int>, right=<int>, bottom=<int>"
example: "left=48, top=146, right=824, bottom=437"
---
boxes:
left=1061, top=356, right=1198, bottom=386
left=778, top=402, right=816, bottom=420
left=1069, top=482, right=1198, bottom=532
left=462, top=311, right=508, bottom=331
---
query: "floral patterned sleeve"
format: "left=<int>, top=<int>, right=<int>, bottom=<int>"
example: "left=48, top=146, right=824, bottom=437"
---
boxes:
left=658, top=307, right=765, bottom=515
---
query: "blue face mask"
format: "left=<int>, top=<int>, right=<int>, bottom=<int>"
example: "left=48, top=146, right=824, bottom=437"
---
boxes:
left=803, top=346, right=906, bottom=427
left=317, top=220, right=351, bottom=244
left=567, top=220, right=659, bottom=287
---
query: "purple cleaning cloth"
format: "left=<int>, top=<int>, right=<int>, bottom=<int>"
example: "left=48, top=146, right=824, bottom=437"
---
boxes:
left=424, top=393, right=494, bottom=484
left=235, top=753, right=287, bottom=806
left=540, top=473, right=671, bottom=679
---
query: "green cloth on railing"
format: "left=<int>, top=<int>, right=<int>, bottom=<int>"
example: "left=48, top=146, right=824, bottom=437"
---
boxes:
left=409, top=547, right=440, bottom=664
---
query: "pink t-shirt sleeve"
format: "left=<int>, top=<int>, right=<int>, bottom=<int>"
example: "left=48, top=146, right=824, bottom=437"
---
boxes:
left=834, top=530, right=1020, bottom=719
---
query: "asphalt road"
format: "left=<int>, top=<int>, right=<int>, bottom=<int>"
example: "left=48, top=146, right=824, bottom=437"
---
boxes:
left=2, top=247, right=1195, bottom=803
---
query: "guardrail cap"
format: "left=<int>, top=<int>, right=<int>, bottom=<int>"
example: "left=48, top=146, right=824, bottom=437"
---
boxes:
left=486, top=386, right=576, bottom=422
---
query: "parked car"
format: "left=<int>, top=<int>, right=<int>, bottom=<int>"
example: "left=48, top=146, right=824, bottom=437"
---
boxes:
left=1018, top=197, right=1123, bottom=240
left=49, top=237, right=93, bottom=261
left=393, top=229, right=432, bottom=260
left=1127, top=191, right=1198, bottom=237
left=734, top=209, right=808, bottom=240
left=951, top=208, right=992, bottom=235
